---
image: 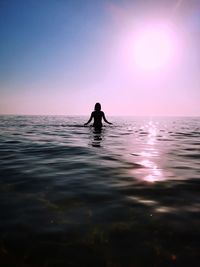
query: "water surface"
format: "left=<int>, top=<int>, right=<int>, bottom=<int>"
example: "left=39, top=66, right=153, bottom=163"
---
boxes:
left=0, top=116, right=200, bottom=266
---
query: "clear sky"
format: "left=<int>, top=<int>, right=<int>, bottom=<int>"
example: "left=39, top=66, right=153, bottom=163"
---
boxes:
left=0, top=0, right=200, bottom=116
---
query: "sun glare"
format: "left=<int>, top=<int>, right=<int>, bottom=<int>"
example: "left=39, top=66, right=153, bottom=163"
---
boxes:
left=133, top=23, right=175, bottom=71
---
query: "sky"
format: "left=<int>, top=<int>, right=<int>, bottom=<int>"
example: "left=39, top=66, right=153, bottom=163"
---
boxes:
left=0, top=0, right=200, bottom=116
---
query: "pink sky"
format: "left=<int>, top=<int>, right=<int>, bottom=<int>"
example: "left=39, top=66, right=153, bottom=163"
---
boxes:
left=0, top=0, right=199, bottom=116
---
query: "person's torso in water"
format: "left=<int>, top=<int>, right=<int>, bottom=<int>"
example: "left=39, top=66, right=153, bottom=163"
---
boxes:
left=92, top=111, right=104, bottom=127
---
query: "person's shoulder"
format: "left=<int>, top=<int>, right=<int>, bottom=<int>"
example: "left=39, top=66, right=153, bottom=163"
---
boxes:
left=101, top=111, right=104, bottom=114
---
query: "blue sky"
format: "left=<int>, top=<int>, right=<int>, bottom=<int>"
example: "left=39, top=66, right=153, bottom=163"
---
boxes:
left=0, top=1, right=109, bottom=89
left=0, top=0, right=200, bottom=115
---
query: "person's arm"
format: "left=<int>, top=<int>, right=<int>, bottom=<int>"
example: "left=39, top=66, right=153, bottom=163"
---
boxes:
left=84, top=112, right=93, bottom=126
left=102, top=112, right=112, bottom=124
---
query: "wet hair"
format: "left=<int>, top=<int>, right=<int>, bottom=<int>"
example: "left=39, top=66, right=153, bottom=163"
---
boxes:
left=94, top=102, right=101, bottom=111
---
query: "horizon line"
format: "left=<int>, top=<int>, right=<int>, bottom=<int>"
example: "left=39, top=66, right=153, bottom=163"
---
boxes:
left=0, top=114, right=199, bottom=117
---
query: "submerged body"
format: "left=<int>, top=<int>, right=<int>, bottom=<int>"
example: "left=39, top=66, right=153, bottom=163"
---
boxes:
left=92, top=110, right=104, bottom=128
left=84, top=103, right=112, bottom=128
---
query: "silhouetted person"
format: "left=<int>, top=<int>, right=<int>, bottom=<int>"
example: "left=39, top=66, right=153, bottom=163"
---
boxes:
left=84, top=103, right=112, bottom=129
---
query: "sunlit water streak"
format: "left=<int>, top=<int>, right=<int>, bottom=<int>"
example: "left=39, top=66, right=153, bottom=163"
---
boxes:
left=0, top=116, right=200, bottom=267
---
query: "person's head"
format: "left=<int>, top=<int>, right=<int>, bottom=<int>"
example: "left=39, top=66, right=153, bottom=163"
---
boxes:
left=94, top=102, right=101, bottom=111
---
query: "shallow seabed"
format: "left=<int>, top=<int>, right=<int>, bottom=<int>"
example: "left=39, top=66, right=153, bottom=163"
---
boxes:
left=0, top=116, right=200, bottom=267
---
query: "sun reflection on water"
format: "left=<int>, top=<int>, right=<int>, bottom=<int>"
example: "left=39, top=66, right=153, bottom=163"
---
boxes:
left=135, top=121, right=164, bottom=183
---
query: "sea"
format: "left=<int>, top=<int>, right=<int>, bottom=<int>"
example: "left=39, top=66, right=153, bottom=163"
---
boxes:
left=0, top=115, right=200, bottom=267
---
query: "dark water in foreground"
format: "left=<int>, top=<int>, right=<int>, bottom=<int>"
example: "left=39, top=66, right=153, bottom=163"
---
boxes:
left=0, top=115, right=200, bottom=267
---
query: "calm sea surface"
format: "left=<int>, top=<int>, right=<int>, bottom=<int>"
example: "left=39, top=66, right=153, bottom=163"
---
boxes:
left=0, top=115, right=200, bottom=267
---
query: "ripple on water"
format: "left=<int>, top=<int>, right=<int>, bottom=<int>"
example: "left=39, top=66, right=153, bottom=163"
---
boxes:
left=0, top=116, right=200, bottom=267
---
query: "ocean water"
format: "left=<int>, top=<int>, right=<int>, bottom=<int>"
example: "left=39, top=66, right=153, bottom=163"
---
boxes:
left=0, top=115, right=200, bottom=267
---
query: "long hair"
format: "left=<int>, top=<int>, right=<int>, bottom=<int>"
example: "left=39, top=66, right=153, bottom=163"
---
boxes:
left=94, top=102, right=101, bottom=111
